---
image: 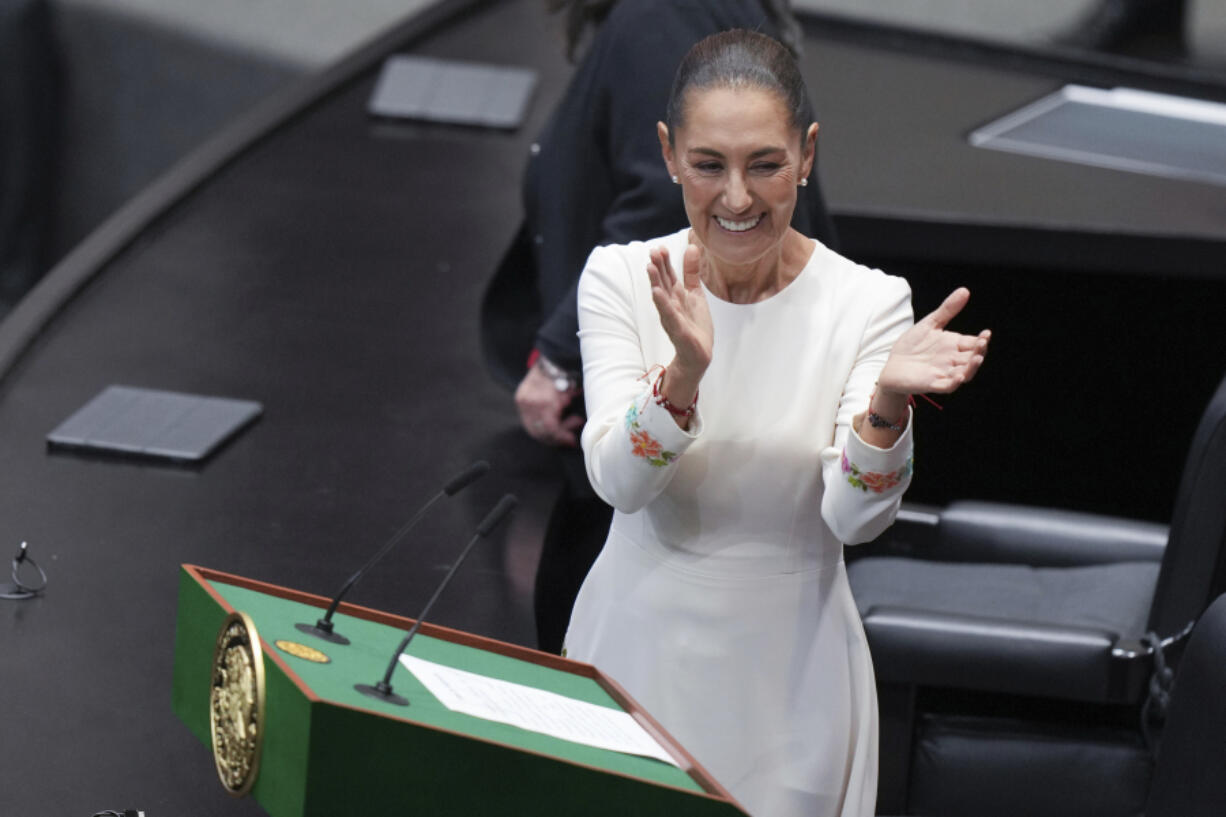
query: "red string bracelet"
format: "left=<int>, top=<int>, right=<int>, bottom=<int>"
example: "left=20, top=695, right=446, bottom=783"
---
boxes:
left=651, top=368, right=698, bottom=419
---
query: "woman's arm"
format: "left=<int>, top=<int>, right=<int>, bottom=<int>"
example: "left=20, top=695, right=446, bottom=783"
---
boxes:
left=858, top=287, right=992, bottom=448
left=645, top=244, right=712, bottom=425
left=578, top=242, right=706, bottom=513
left=820, top=275, right=917, bottom=544
left=822, top=283, right=991, bottom=544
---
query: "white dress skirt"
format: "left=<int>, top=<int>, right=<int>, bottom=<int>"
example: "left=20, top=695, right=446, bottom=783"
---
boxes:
left=568, top=229, right=916, bottom=817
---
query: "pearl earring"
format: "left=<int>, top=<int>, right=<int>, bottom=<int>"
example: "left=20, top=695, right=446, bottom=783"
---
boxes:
left=799, top=178, right=809, bottom=187
left=671, top=175, right=679, bottom=184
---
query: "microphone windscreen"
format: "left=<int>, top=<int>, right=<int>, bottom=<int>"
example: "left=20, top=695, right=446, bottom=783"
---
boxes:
left=442, top=460, right=491, bottom=496
left=476, top=494, right=518, bottom=536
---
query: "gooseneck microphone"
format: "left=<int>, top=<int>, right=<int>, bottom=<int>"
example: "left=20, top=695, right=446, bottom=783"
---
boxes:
left=1, top=542, right=48, bottom=601
left=356, top=493, right=518, bottom=706
left=296, top=461, right=490, bottom=645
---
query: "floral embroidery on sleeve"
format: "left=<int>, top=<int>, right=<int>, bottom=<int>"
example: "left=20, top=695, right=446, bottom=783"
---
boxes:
left=625, top=403, right=677, bottom=468
left=842, top=451, right=913, bottom=493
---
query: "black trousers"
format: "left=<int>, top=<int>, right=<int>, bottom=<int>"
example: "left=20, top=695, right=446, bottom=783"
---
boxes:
left=532, top=476, right=612, bottom=655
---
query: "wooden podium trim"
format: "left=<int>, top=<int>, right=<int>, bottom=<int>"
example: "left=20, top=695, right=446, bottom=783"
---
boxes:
left=184, top=564, right=743, bottom=807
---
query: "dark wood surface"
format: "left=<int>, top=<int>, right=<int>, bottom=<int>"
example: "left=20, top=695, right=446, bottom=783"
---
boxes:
left=1, top=2, right=1224, bottom=814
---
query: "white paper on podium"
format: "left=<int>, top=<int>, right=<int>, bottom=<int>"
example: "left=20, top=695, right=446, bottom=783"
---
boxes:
left=400, top=654, right=679, bottom=766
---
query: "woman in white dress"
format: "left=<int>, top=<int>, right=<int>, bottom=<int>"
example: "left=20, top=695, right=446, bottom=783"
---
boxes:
left=564, top=29, right=991, bottom=817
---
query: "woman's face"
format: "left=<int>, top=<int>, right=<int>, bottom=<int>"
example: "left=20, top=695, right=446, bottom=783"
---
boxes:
left=659, top=86, right=817, bottom=272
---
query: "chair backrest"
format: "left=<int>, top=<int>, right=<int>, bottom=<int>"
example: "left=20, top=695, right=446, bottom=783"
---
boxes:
left=1147, top=371, right=1226, bottom=637
left=1144, top=592, right=1226, bottom=817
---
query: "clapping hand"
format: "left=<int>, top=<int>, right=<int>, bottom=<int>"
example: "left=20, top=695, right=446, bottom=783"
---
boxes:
left=647, top=243, right=714, bottom=379
left=645, top=243, right=712, bottom=426
left=878, top=287, right=990, bottom=397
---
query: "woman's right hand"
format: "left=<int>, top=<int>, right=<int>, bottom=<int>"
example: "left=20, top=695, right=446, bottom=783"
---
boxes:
left=647, top=244, right=714, bottom=399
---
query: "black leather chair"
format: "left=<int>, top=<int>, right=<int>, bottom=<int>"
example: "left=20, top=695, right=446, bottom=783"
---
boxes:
left=883, top=592, right=1226, bottom=817
left=847, top=370, right=1226, bottom=815
left=1143, top=591, right=1226, bottom=817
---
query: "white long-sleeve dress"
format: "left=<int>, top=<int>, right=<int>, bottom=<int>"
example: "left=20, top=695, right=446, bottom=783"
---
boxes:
left=566, top=228, right=915, bottom=817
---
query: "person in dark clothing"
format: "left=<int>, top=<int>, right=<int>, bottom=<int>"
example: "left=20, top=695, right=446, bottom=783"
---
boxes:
left=1058, top=0, right=1186, bottom=55
left=480, top=0, right=837, bottom=653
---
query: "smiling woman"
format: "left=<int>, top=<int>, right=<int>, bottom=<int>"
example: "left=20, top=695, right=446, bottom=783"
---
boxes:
left=659, top=85, right=816, bottom=302
left=566, top=29, right=991, bottom=817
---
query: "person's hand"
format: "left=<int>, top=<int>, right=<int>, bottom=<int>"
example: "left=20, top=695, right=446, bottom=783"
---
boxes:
left=878, top=287, right=991, bottom=397
left=515, top=364, right=584, bottom=447
left=647, top=243, right=713, bottom=391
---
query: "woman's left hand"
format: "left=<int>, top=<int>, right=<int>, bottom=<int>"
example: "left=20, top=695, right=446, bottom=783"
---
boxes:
left=878, top=287, right=991, bottom=396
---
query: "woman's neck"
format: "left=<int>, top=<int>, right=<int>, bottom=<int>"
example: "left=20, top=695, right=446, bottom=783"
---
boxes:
left=698, top=229, right=813, bottom=305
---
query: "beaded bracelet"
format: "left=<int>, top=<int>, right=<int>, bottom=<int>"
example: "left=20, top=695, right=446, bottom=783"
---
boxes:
left=866, top=389, right=912, bottom=432
left=652, top=368, right=698, bottom=419
left=866, top=409, right=906, bottom=432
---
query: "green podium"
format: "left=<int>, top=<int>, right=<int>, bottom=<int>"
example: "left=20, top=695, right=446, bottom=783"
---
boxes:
left=172, top=565, right=748, bottom=816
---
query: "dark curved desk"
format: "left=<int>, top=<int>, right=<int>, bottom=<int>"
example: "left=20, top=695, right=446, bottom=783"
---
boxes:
left=1, top=2, right=1224, bottom=813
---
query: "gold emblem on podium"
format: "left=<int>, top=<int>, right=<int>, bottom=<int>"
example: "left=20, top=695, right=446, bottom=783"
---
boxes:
left=210, top=611, right=266, bottom=796
left=275, top=639, right=331, bottom=663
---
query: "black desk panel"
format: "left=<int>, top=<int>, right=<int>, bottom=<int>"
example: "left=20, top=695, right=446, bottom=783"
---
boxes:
left=1, top=2, right=1224, bottom=814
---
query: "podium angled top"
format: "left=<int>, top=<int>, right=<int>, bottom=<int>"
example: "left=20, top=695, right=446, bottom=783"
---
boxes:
left=173, top=564, right=747, bottom=816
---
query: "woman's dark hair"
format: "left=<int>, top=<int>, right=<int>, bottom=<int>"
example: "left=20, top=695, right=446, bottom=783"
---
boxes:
left=665, top=28, right=812, bottom=141
left=546, top=1, right=801, bottom=63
